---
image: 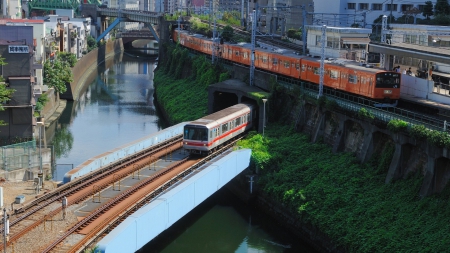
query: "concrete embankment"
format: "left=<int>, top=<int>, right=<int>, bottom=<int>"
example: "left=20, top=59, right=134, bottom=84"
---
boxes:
left=62, top=39, right=124, bottom=101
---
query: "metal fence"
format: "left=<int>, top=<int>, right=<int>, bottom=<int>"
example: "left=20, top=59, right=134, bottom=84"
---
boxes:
left=0, top=140, right=42, bottom=172
left=279, top=79, right=450, bottom=133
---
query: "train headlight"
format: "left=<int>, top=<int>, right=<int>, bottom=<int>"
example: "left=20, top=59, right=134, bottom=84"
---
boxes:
left=384, top=90, right=392, bottom=94
left=203, top=144, right=206, bottom=146
left=184, top=142, right=187, bottom=145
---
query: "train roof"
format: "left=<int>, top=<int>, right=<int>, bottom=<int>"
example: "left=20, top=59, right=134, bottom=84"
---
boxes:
left=187, top=103, right=252, bottom=127
left=177, top=30, right=392, bottom=74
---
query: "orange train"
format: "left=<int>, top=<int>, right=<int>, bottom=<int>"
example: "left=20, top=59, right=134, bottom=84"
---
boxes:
left=173, top=29, right=401, bottom=103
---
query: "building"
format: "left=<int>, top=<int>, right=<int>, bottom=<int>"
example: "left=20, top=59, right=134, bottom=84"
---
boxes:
left=306, top=25, right=371, bottom=61
left=1, top=0, right=22, bottom=19
left=313, top=0, right=438, bottom=28
left=0, top=41, right=36, bottom=141
left=0, top=19, right=45, bottom=91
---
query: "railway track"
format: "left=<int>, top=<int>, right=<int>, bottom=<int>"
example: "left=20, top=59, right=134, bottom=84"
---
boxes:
left=40, top=134, right=244, bottom=253
left=0, top=135, right=183, bottom=251
left=197, top=19, right=304, bottom=53
left=1, top=131, right=246, bottom=253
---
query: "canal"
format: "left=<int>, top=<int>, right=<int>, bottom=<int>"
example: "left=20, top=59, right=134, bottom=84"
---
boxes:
left=49, top=50, right=318, bottom=253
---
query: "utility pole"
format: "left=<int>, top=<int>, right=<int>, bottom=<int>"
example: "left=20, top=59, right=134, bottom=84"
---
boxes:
left=380, top=15, right=387, bottom=69
left=301, top=6, right=307, bottom=55
left=389, top=0, right=393, bottom=24
left=212, top=17, right=217, bottom=64
left=4, top=208, right=9, bottom=253
left=250, top=7, right=257, bottom=86
left=209, top=0, right=212, bottom=28
left=241, top=0, right=245, bottom=27
left=318, top=25, right=326, bottom=98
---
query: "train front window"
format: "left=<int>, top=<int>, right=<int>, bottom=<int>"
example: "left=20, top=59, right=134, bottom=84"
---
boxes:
left=376, top=73, right=401, bottom=88
left=184, top=126, right=208, bottom=141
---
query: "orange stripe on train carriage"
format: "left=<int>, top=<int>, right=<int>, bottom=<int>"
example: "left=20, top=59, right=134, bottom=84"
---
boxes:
left=185, top=123, right=249, bottom=147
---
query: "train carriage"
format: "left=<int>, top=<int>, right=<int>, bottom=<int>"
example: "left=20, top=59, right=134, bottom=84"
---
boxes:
left=183, top=104, right=256, bottom=155
left=172, top=29, right=401, bottom=104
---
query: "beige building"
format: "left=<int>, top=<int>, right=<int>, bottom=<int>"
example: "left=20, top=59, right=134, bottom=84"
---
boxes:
left=306, top=25, right=371, bottom=62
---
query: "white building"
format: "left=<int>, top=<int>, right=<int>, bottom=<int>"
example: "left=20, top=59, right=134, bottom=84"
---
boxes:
left=1, top=0, right=21, bottom=19
left=306, top=25, right=371, bottom=61
left=45, top=15, right=91, bottom=58
left=313, top=0, right=438, bottom=28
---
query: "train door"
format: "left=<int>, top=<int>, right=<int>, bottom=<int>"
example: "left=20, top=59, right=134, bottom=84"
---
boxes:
left=358, top=73, right=371, bottom=97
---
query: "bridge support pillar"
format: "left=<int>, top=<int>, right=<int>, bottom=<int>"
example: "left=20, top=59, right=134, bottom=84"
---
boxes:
left=101, top=16, right=109, bottom=35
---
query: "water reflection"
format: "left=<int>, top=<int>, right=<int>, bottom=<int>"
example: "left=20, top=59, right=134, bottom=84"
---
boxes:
left=139, top=189, right=317, bottom=253
left=51, top=52, right=161, bottom=181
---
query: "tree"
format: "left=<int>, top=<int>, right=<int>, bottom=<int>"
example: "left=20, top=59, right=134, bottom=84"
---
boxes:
left=221, top=25, right=234, bottom=42
left=57, top=52, right=77, bottom=67
left=43, top=59, right=73, bottom=94
left=423, top=1, right=434, bottom=19
left=87, top=35, right=97, bottom=52
left=435, top=0, right=450, bottom=15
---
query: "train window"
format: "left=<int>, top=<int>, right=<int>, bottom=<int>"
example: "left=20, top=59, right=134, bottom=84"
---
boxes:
left=184, top=126, right=208, bottom=141
left=369, top=78, right=373, bottom=85
left=236, top=117, right=241, bottom=126
left=231, top=121, right=234, bottom=129
left=330, top=70, right=339, bottom=79
left=235, top=51, right=240, bottom=56
left=313, top=67, right=319, bottom=75
left=301, top=64, right=306, bottom=72
left=284, top=61, right=290, bottom=68
left=348, top=74, right=357, bottom=84
left=361, top=77, right=366, bottom=84
left=244, top=52, right=248, bottom=59
left=210, top=130, right=213, bottom=138
left=296, top=63, right=300, bottom=70
left=229, top=49, right=232, bottom=55
left=273, top=58, right=278, bottom=65
left=263, top=56, right=268, bottom=63
left=247, top=114, right=250, bottom=122
left=222, top=123, right=228, bottom=133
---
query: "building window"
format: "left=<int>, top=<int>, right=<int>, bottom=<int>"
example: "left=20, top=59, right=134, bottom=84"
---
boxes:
left=419, top=35, right=427, bottom=45
left=372, top=4, right=382, bottom=10
left=418, top=5, right=426, bottom=11
left=386, top=4, right=397, bottom=11
left=347, top=3, right=356, bottom=9
left=315, top=35, right=322, bottom=46
left=327, top=37, right=339, bottom=49
left=359, top=3, right=368, bottom=10
left=401, top=4, right=413, bottom=12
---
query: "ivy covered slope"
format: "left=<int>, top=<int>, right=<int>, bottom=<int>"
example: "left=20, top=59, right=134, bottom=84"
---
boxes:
left=155, top=45, right=450, bottom=252
left=154, top=44, right=230, bottom=124
left=239, top=124, right=450, bottom=252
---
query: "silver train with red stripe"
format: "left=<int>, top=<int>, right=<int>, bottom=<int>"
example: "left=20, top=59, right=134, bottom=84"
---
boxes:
left=183, top=104, right=257, bottom=155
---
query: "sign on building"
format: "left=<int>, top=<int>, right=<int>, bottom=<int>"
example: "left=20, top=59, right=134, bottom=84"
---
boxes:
left=8, top=45, right=29, bottom=54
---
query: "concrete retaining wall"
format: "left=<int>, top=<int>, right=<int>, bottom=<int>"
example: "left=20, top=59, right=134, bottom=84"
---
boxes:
left=61, top=39, right=124, bottom=101
left=63, top=122, right=187, bottom=183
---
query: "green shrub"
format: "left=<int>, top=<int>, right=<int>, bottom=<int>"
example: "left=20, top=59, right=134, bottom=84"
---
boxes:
left=387, top=119, right=409, bottom=133
left=358, top=108, right=374, bottom=120
left=410, top=125, right=429, bottom=140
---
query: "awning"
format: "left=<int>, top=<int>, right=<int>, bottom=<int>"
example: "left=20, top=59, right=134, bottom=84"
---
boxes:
left=341, top=37, right=370, bottom=44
